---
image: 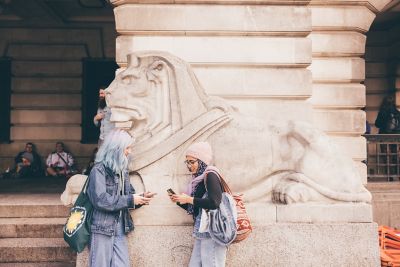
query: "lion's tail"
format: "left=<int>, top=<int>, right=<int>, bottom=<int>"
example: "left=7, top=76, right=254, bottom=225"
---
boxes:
left=287, top=172, right=372, bottom=203
left=241, top=171, right=372, bottom=203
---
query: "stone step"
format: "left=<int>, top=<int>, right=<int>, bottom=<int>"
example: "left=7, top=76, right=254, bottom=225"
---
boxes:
left=0, top=142, right=96, bottom=158
left=0, top=194, right=69, bottom=218
left=10, top=126, right=81, bottom=141
left=0, top=178, right=69, bottom=194
left=0, top=238, right=76, bottom=263
left=12, top=61, right=82, bottom=77
left=8, top=44, right=87, bottom=60
left=0, top=262, right=75, bottom=267
left=11, top=94, right=81, bottom=109
left=0, top=218, right=66, bottom=238
left=12, top=77, right=81, bottom=93
left=11, top=110, right=81, bottom=124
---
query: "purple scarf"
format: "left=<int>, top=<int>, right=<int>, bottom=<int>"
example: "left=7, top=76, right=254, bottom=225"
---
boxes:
left=185, top=160, right=208, bottom=196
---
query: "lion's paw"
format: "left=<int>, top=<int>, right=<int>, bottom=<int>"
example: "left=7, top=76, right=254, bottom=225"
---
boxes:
left=272, top=180, right=313, bottom=204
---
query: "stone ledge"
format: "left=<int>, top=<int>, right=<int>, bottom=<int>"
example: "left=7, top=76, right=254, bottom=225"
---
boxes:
left=311, top=6, right=375, bottom=32
left=115, top=5, right=311, bottom=33
left=116, top=36, right=311, bottom=65
left=130, top=202, right=372, bottom=225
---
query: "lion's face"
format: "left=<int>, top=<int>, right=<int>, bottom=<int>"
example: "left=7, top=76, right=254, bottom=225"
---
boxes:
left=106, top=55, right=171, bottom=141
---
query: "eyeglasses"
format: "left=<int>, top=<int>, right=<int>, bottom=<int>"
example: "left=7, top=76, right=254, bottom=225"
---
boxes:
left=184, top=160, right=197, bottom=166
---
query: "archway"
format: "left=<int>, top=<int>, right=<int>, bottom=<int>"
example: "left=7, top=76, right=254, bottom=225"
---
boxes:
left=365, top=1, right=400, bottom=135
left=364, top=0, right=400, bottom=228
left=365, top=0, right=400, bottom=183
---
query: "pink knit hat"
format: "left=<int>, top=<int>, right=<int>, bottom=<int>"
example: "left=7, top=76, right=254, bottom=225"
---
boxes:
left=185, top=142, right=213, bottom=165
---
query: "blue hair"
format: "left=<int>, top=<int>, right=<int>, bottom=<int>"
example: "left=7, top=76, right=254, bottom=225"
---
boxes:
left=95, top=129, right=134, bottom=173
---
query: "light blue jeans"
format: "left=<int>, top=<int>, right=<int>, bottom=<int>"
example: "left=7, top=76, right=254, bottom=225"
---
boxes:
left=188, top=238, right=227, bottom=267
left=89, top=219, right=130, bottom=267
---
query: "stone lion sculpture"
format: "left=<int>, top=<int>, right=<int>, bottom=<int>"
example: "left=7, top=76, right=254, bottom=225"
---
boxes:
left=101, top=51, right=371, bottom=203
left=92, top=51, right=371, bottom=205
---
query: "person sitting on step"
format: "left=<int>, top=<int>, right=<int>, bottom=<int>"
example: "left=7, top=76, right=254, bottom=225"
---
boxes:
left=46, top=142, right=75, bottom=178
left=13, top=142, right=43, bottom=178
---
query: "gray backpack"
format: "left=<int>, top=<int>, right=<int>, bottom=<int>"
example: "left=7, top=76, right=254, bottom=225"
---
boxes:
left=208, top=192, right=238, bottom=246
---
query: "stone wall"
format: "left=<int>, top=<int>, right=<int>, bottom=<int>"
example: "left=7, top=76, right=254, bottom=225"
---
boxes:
left=113, top=2, right=313, bottom=124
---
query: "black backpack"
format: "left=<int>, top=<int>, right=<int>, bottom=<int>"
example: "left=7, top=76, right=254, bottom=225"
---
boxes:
left=386, top=111, right=400, bottom=132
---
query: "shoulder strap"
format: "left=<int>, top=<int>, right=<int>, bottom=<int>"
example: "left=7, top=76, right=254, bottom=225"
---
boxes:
left=57, top=152, right=69, bottom=165
left=82, top=175, right=90, bottom=194
left=204, top=170, right=232, bottom=195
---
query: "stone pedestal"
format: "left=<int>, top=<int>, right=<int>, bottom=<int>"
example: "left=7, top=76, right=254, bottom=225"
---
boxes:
left=77, top=204, right=379, bottom=266
left=77, top=224, right=379, bottom=267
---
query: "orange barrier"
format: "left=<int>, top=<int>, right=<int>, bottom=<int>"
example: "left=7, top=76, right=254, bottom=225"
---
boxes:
left=379, top=226, right=400, bottom=267
left=381, top=250, right=400, bottom=267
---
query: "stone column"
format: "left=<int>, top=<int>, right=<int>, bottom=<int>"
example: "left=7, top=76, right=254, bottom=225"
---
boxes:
left=310, top=0, right=392, bottom=184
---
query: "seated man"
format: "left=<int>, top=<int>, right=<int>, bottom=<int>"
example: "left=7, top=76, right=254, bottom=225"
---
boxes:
left=14, top=142, right=43, bottom=178
left=46, top=142, right=75, bottom=178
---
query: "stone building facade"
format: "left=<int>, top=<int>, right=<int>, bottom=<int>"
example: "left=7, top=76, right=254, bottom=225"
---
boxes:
left=0, top=1, right=399, bottom=265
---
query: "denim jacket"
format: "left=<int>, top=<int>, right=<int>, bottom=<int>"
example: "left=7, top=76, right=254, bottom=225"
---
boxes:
left=87, top=163, right=140, bottom=236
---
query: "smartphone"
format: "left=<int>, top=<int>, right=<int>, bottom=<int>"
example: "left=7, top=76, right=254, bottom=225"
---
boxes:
left=167, top=188, right=176, bottom=195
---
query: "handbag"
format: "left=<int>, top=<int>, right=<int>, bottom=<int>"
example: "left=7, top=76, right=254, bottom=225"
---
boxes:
left=205, top=170, right=252, bottom=243
left=63, top=175, right=93, bottom=253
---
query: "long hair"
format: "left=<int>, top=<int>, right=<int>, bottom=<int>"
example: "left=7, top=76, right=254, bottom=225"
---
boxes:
left=95, top=129, right=134, bottom=174
left=379, top=95, right=396, bottom=112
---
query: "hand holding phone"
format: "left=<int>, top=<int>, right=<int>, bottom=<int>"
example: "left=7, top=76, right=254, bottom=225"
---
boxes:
left=167, top=188, right=180, bottom=205
left=167, top=188, right=176, bottom=195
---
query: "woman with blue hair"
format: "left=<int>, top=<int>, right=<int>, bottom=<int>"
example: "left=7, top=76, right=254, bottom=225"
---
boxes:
left=87, top=129, right=156, bottom=267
